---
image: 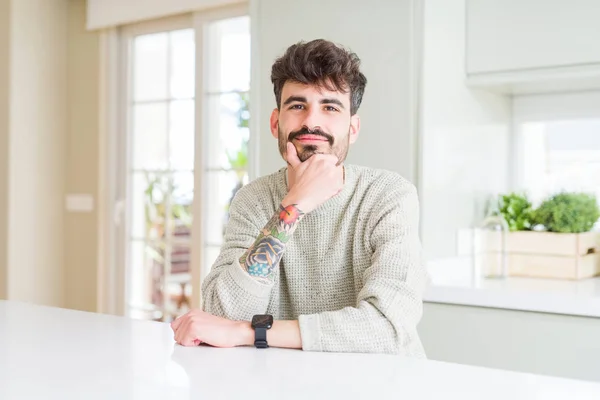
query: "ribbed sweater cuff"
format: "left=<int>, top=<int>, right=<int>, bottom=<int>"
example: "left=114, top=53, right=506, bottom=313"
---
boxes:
left=298, top=314, right=323, bottom=351
left=226, top=261, right=274, bottom=298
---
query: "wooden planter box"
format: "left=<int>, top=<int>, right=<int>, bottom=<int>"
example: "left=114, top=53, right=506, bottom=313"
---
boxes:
left=506, top=231, right=600, bottom=280
left=473, top=230, right=600, bottom=280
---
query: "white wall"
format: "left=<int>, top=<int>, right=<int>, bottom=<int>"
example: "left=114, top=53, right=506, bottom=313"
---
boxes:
left=420, top=0, right=511, bottom=260
left=419, top=303, right=600, bottom=382
left=5, top=0, right=67, bottom=306
left=251, top=0, right=420, bottom=182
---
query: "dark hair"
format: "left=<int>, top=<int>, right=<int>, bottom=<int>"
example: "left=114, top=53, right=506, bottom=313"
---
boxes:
left=270, top=39, right=367, bottom=115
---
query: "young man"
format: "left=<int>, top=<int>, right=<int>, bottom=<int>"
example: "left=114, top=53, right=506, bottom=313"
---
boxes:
left=171, top=39, right=428, bottom=357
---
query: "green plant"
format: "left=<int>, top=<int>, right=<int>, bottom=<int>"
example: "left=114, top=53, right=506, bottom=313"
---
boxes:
left=498, top=192, right=535, bottom=231
left=532, top=192, right=600, bottom=233
left=236, top=91, right=250, bottom=129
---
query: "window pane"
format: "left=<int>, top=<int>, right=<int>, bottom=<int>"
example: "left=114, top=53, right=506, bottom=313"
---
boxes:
left=204, top=170, right=248, bottom=246
left=205, top=16, right=250, bottom=93
left=170, top=29, right=195, bottom=99
left=133, top=32, right=168, bottom=101
left=170, top=172, right=194, bottom=241
left=130, top=172, right=170, bottom=241
left=166, top=244, right=192, bottom=318
left=130, top=173, right=148, bottom=240
left=521, top=119, right=600, bottom=206
left=170, top=244, right=191, bottom=274
left=169, top=99, right=195, bottom=170
left=205, top=92, right=250, bottom=169
left=132, top=103, right=168, bottom=170
left=128, top=240, right=165, bottom=319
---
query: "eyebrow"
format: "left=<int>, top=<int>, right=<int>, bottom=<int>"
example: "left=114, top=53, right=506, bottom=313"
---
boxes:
left=321, top=98, right=345, bottom=109
left=282, top=95, right=346, bottom=109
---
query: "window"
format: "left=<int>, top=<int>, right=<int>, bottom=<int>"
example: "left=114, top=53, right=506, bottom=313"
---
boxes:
left=519, top=119, right=600, bottom=209
left=201, top=16, right=251, bottom=278
left=513, top=92, right=600, bottom=229
left=122, top=19, right=195, bottom=321
left=118, top=9, right=250, bottom=321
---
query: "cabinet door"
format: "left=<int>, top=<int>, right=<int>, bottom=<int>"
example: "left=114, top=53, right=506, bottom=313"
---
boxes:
left=467, top=0, right=600, bottom=74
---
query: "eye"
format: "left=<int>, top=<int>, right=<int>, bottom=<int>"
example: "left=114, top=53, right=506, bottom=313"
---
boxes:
left=324, top=106, right=339, bottom=112
left=289, top=104, right=304, bottom=110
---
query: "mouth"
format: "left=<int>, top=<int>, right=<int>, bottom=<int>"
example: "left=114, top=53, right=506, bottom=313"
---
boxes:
left=294, top=134, right=329, bottom=143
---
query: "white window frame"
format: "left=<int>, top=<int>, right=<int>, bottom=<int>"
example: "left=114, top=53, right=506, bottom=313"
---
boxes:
left=97, top=3, right=250, bottom=316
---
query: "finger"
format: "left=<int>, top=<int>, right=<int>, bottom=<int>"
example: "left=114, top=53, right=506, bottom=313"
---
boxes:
left=181, top=322, right=199, bottom=347
left=171, top=315, right=183, bottom=338
left=177, top=319, right=193, bottom=345
left=285, top=142, right=302, bottom=168
left=327, top=154, right=341, bottom=165
left=174, top=319, right=182, bottom=343
left=174, top=317, right=190, bottom=344
left=310, top=153, right=338, bottom=165
left=171, top=313, right=186, bottom=331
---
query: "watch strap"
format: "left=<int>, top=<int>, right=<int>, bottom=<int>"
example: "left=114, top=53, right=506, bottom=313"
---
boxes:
left=254, top=326, right=269, bottom=348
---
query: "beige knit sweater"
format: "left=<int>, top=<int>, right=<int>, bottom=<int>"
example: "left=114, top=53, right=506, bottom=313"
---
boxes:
left=201, top=164, right=429, bottom=357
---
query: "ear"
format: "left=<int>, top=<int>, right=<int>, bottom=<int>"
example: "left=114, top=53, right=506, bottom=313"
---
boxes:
left=270, top=108, right=280, bottom=139
left=349, top=114, right=360, bottom=144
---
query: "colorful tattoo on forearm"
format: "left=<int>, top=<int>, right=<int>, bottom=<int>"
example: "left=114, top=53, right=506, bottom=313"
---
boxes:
left=239, top=204, right=305, bottom=280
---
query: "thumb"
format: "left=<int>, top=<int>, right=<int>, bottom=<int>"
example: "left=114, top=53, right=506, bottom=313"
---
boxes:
left=285, top=142, right=302, bottom=168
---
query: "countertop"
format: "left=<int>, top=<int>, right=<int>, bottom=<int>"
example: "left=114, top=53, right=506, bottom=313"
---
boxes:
left=1, top=300, right=600, bottom=399
left=424, top=257, right=600, bottom=317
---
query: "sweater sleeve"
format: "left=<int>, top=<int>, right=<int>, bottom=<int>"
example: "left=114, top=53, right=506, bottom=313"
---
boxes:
left=298, top=181, right=429, bottom=356
left=201, top=186, right=276, bottom=321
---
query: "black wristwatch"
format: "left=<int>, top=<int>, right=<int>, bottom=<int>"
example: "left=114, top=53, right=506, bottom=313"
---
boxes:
left=251, top=314, right=273, bottom=349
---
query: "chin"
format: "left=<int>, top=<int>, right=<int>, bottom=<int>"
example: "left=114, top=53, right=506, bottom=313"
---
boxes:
left=297, top=145, right=322, bottom=162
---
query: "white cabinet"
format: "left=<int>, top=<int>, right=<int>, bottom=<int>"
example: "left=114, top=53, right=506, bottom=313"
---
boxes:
left=466, top=0, right=600, bottom=93
left=419, top=303, right=600, bottom=382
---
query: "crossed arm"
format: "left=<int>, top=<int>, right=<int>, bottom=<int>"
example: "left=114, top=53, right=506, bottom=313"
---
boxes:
left=172, top=202, right=306, bottom=349
left=171, top=181, right=428, bottom=355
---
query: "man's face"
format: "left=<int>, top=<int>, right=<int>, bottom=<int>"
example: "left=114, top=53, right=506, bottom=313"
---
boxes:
left=270, top=81, right=360, bottom=164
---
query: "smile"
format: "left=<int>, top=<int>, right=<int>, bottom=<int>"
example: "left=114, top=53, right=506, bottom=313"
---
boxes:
left=295, top=135, right=329, bottom=143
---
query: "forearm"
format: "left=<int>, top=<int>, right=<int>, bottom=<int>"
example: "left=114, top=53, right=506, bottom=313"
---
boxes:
left=298, top=301, right=417, bottom=354
left=298, top=265, right=428, bottom=355
left=237, top=320, right=302, bottom=349
left=238, top=201, right=305, bottom=282
left=202, top=194, right=305, bottom=319
left=201, top=263, right=272, bottom=320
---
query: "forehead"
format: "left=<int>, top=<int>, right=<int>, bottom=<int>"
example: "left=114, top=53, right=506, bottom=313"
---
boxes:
left=281, top=81, right=350, bottom=106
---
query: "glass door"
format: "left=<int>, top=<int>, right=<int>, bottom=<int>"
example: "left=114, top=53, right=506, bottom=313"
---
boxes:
left=118, top=9, right=251, bottom=322
left=200, top=15, right=251, bottom=280
left=122, top=18, right=196, bottom=321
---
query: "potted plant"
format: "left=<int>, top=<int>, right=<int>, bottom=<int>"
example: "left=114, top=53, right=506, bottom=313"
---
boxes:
left=496, top=192, right=600, bottom=280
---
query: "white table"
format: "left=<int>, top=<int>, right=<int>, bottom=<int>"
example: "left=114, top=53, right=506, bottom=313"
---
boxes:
left=1, top=300, right=599, bottom=399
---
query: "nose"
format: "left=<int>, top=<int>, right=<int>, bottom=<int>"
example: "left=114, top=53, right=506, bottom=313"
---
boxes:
left=301, top=107, right=322, bottom=132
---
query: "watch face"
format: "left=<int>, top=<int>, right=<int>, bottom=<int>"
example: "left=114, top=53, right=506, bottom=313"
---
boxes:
left=252, top=314, right=273, bottom=329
